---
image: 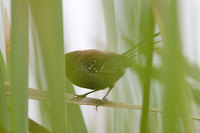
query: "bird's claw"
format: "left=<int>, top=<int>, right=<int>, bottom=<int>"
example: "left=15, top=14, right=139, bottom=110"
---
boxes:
left=95, top=98, right=108, bottom=111
left=70, top=94, right=87, bottom=102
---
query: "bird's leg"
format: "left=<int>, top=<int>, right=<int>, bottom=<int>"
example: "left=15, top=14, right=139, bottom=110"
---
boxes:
left=71, top=90, right=98, bottom=101
left=96, top=87, right=113, bottom=110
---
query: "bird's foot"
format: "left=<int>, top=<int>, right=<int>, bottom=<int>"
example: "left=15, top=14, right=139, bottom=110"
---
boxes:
left=71, top=94, right=87, bottom=102
left=96, top=98, right=108, bottom=111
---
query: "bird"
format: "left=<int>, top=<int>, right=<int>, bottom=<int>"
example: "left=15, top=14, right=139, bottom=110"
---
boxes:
left=65, top=34, right=160, bottom=109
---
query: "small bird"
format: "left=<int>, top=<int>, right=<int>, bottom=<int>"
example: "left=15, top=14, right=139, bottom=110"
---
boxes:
left=65, top=35, right=160, bottom=109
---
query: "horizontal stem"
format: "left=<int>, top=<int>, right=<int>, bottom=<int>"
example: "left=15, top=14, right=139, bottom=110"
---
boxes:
left=4, top=82, right=200, bottom=121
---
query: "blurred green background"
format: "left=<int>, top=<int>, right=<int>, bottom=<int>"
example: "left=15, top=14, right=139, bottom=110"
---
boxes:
left=0, top=0, right=200, bottom=133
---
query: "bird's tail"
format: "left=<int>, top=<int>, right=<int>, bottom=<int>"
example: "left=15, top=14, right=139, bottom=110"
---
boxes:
left=122, top=32, right=162, bottom=60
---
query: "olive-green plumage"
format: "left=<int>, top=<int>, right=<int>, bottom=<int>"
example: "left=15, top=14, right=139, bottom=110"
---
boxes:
left=65, top=33, right=160, bottom=108
left=65, top=45, right=146, bottom=109
left=65, top=49, right=128, bottom=90
left=65, top=48, right=139, bottom=108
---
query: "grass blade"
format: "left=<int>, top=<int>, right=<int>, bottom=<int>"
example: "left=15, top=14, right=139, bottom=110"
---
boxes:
left=151, top=0, right=195, bottom=132
left=30, top=0, right=66, bottom=132
left=102, top=0, right=118, bottom=51
left=10, top=0, right=29, bottom=132
left=65, top=78, right=88, bottom=133
left=0, top=51, right=10, bottom=132
left=29, top=119, right=50, bottom=133
left=140, top=14, right=155, bottom=133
